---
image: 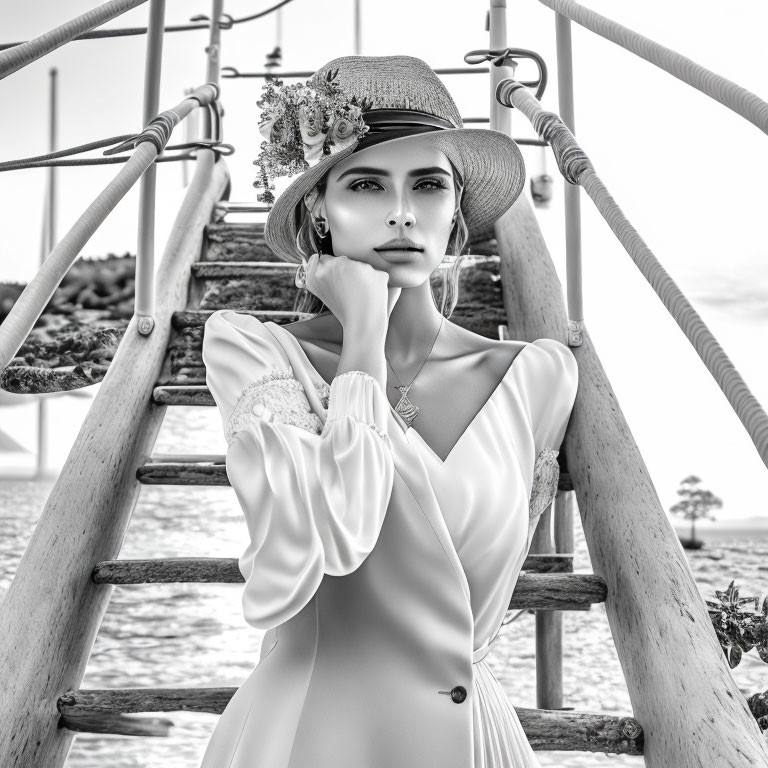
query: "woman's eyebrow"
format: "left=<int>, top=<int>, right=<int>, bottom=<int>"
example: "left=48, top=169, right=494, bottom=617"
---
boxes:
left=335, top=166, right=452, bottom=182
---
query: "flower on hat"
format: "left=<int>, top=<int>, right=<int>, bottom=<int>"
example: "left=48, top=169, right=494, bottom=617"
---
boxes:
left=298, top=105, right=327, bottom=165
left=253, top=68, right=373, bottom=204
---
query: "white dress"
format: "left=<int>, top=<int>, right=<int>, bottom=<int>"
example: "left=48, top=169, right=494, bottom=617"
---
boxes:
left=200, top=309, right=579, bottom=768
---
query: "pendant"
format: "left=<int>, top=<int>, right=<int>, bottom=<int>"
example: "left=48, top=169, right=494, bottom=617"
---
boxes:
left=394, top=384, right=420, bottom=427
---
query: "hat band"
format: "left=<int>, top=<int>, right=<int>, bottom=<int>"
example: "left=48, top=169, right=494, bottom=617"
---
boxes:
left=352, top=108, right=455, bottom=153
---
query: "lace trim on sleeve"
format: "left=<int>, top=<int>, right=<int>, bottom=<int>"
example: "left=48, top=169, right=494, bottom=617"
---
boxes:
left=528, top=447, right=560, bottom=527
left=225, top=369, right=324, bottom=445
left=225, top=370, right=387, bottom=446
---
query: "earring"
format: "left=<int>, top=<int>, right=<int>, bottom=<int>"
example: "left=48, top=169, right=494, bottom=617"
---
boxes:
left=295, top=256, right=308, bottom=289
left=313, top=216, right=329, bottom=238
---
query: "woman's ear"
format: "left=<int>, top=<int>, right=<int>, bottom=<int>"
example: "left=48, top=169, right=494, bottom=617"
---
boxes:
left=303, top=187, right=323, bottom=217
left=304, top=184, right=330, bottom=222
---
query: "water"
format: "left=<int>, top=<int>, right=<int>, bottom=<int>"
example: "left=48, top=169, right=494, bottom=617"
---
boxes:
left=2, top=404, right=767, bottom=767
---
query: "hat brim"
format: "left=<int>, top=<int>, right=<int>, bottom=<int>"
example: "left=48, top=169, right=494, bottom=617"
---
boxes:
left=263, top=128, right=526, bottom=258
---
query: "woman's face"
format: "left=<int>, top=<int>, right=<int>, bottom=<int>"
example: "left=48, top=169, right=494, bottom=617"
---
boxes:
left=318, top=139, right=456, bottom=284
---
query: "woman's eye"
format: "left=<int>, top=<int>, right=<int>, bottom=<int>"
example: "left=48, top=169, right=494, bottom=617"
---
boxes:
left=348, top=178, right=447, bottom=192
left=416, top=178, right=448, bottom=190
left=349, top=178, right=383, bottom=191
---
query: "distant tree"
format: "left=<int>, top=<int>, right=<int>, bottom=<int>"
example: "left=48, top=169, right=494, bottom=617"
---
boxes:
left=670, top=475, right=722, bottom=544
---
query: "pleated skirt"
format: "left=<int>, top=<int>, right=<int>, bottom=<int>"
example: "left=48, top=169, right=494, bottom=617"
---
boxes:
left=472, top=658, right=542, bottom=767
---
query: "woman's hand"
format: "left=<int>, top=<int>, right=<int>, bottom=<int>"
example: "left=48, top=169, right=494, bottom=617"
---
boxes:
left=305, top=253, right=394, bottom=331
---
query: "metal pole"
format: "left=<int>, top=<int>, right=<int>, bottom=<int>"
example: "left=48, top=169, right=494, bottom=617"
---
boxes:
left=555, top=12, right=584, bottom=346
left=135, top=0, right=166, bottom=334
left=488, top=0, right=513, bottom=135
left=353, top=0, right=361, bottom=55
left=46, top=69, right=58, bottom=258
left=203, top=0, right=224, bottom=139
left=182, top=86, right=192, bottom=187
left=491, top=0, right=564, bottom=712
left=37, top=67, right=58, bottom=479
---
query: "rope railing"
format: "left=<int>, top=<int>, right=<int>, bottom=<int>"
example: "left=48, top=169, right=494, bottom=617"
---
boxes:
left=0, top=0, right=295, bottom=51
left=538, top=0, right=768, bottom=136
left=495, top=77, right=768, bottom=469
left=221, top=65, right=499, bottom=79
left=0, top=0, right=149, bottom=80
left=0, top=138, right=234, bottom=171
left=0, top=83, right=220, bottom=372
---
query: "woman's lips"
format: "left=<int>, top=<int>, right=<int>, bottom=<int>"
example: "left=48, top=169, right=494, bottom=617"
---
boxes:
left=376, top=248, right=421, bottom=261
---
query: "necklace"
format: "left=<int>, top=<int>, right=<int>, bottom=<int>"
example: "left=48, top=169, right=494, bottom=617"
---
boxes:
left=385, top=315, right=444, bottom=428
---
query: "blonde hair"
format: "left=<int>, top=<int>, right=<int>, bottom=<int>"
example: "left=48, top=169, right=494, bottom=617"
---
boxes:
left=286, top=159, right=469, bottom=318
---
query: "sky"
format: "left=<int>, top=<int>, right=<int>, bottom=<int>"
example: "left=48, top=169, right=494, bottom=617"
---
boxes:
left=1, top=0, right=767, bottom=522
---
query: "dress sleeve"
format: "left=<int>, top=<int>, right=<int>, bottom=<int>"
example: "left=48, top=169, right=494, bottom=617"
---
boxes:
left=525, top=338, right=579, bottom=541
left=202, top=309, right=395, bottom=631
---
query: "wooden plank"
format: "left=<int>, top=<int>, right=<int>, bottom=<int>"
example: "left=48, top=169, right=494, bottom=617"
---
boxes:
left=171, top=308, right=305, bottom=329
left=93, top=554, right=573, bottom=584
left=90, top=557, right=605, bottom=609
left=191, top=260, right=297, bottom=278
left=151, top=385, right=213, bottom=406
left=57, top=687, right=643, bottom=753
left=135, top=460, right=573, bottom=491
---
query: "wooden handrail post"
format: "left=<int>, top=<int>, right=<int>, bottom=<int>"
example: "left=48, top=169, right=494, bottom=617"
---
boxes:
left=532, top=502, right=564, bottom=710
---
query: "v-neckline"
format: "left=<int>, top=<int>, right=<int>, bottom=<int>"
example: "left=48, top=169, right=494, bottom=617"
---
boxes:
left=264, top=320, right=531, bottom=466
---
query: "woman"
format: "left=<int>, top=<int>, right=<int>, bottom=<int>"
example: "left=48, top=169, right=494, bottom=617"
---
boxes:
left=200, top=55, right=578, bottom=768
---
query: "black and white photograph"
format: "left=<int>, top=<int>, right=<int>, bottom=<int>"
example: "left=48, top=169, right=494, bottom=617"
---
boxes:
left=1, top=1, right=767, bottom=766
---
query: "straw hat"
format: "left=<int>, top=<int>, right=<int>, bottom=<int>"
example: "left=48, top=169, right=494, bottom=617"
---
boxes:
left=259, top=55, right=526, bottom=257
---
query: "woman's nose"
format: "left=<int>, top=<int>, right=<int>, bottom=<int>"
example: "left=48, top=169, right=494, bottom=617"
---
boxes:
left=387, top=210, right=415, bottom=228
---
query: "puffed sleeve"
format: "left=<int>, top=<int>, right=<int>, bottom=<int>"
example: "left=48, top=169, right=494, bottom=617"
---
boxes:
left=202, top=309, right=395, bottom=631
left=525, top=338, right=579, bottom=543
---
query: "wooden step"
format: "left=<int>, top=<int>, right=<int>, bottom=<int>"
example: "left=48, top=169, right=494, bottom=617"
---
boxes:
left=90, top=550, right=573, bottom=577
left=136, top=459, right=573, bottom=492
left=192, top=260, right=299, bottom=278
left=91, top=557, right=602, bottom=609
left=171, top=308, right=303, bottom=330
left=203, top=222, right=276, bottom=262
left=138, top=459, right=575, bottom=499
left=152, top=385, right=213, bottom=406
left=57, top=687, right=643, bottom=754
left=137, top=461, right=228, bottom=485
